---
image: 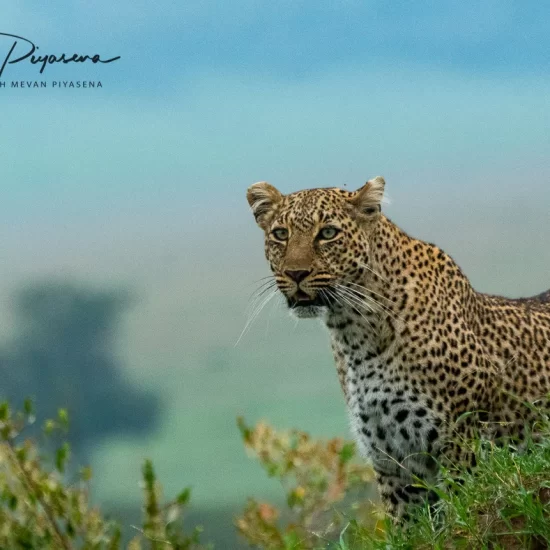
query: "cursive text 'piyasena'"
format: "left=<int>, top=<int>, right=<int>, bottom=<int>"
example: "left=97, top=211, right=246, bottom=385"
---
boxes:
left=0, top=32, right=120, bottom=78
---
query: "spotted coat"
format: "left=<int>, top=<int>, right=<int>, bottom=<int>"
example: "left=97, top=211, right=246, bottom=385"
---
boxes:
left=246, top=177, right=550, bottom=518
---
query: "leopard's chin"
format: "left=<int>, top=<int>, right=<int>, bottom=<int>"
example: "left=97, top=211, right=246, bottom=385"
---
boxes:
left=289, top=304, right=326, bottom=319
left=286, top=291, right=332, bottom=319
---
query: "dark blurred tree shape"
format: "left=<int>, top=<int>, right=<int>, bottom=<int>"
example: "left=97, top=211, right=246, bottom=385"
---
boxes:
left=0, top=281, right=160, bottom=456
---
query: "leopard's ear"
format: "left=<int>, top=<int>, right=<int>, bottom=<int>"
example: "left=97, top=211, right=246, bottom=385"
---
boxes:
left=349, top=176, right=385, bottom=216
left=247, top=182, right=283, bottom=229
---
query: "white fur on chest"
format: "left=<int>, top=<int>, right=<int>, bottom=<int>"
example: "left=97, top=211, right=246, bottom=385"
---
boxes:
left=342, top=351, right=440, bottom=480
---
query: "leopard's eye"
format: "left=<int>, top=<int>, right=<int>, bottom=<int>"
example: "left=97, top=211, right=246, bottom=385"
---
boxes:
left=318, top=226, right=340, bottom=240
left=272, top=227, right=289, bottom=241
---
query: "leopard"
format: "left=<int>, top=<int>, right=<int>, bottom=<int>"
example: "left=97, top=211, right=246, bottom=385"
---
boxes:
left=246, top=176, right=550, bottom=519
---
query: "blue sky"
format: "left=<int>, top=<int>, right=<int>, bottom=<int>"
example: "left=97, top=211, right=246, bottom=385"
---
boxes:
left=2, top=0, right=549, bottom=391
left=3, top=1, right=550, bottom=82
left=1, top=1, right=549, bottom=517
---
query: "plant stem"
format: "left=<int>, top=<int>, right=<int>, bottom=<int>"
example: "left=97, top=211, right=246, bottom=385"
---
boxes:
left=4, top=440, right=73, bottom=550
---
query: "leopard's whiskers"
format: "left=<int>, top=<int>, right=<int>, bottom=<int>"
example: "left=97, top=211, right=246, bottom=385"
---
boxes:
left=344, top=282, right=404, bottom=323
left=329, top=286, right=377, bottom=331
left=357, top=261, right=389, bottom=283
left=236, top=285, right=279, bottom=346
left=249, top=280, right=278, bottom=302
left=340, top=281, right=398, bottom=313
left=335, top=283, right=403, bottom=325
left=248, top=277, right=278, bottom=300
left=334, top=283, right=378, bottom=313
left=347, top=281, right=398, bottom=306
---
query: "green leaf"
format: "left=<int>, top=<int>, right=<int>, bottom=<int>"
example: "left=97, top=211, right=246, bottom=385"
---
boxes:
left=15, top=446, right=27, bottom=462
left=339, top=521, right=351, bottom=549
left=56, top=442, right=71, bottom=473
left=0, top=402, right=9, bottom=421
left=339, top=442, right=355, bottom=464
left=176, top=488, right=191, bottom=506
left=43, top=419, right=56, bottom=435
left=80, top=466, right=93, bottom=482
left=142, top=459, right=155, bottom=487
left=283, top=530, right=302, bottom=549
left=57, top=408, right=69, bottom=429
left=23, top=398, right=34, bottom=417
left=237, top=416, right=252, bottom=442
left=66, top=520, right=76, bottom=537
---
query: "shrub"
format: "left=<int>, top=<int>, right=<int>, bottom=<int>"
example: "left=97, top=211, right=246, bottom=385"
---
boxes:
left=0, top=400, right=209, bottom=550
left=236, top=418, right=550, bottom=550
left=235, top=417, right=378, bottom=549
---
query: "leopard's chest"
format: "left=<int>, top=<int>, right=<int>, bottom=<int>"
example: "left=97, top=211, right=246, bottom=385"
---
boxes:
left=340, top=346, right=442, bottom=478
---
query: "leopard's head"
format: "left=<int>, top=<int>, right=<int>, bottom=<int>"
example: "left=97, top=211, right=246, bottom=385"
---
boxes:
left=247, top=177, right=385, bottom=318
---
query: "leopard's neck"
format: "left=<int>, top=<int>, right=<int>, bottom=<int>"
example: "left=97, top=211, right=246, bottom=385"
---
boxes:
left=325, top=216, right=476, bottom=356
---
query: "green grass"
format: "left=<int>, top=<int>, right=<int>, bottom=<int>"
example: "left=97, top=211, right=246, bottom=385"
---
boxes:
left=3, top=397, right=550, bottom=549
left=335, top=434, right=550, bottom=550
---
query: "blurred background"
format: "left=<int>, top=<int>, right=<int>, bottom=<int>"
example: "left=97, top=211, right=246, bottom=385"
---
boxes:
left=1, top=1, right=549, bottom=547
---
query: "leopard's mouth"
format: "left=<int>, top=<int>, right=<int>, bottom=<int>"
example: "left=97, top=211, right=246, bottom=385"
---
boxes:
left=286, top=290, right=333, bottom=309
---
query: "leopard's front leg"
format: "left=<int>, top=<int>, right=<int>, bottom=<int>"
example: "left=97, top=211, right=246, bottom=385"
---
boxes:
left=375, top=471, right=437, bottom=520
left=352, top=410, right=444, bottom=521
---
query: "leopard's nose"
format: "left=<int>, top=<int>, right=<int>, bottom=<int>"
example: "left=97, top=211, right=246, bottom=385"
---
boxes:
left=284, top=269, right=311, bottom=283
